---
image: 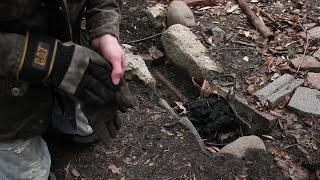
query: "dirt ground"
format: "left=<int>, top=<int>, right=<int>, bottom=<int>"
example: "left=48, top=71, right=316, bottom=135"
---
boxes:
left=50, top=0, right=319, bottom=179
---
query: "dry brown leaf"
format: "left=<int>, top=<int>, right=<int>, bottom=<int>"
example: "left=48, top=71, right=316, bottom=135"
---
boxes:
left=278, top=96, right=290, bottom=109
left=245, top=75, right=257, bottom=85
left=206, top=146, right=219, bottom=153
left=265, top=57, right=276, bottom=73
left=200, top=79, right=211, bottom=97
left=108, top=164, right=121, bottom=175
left=246, top=84, right=255, bottom=94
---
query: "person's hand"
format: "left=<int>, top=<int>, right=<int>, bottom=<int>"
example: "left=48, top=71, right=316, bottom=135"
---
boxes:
left=92, top=34, right=127, bottom=85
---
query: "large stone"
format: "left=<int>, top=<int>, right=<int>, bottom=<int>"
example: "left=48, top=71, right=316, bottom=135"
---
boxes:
left=167, top=1, right=196, bottom=27
left=267, top=78, right=304, bottom=108
left=146, top=4, right=167, bottom=28
left=125, top=50, right=156, bottom=87
left=307, top=73, right=320, bottom=90
left=254, top=74, right=293, bottom=101
left=161, top=24, right=223, bottom=80
left=291, top=56, right=320, bottom=72
left=313, top=48, right=320, bottom=59
left=219, top=136, right=266, bottom=158
left=288, top=87, right=320, bottom=117
left=298, top=26, right=320, bottom=39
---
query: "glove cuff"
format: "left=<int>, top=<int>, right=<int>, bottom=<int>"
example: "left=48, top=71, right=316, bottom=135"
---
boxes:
left=16, top=32, right=59, bottom=83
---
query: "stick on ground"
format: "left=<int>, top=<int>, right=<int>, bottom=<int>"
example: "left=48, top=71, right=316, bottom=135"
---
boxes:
left=159, top=98, right=210, bottom=156
left=153, top=69, right=188, bottom=103
left=237, top=0, right=274, bottom=38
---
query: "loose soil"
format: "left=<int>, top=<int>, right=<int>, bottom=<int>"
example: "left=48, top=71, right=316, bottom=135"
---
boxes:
left=50, top=0, right=319, bottom=179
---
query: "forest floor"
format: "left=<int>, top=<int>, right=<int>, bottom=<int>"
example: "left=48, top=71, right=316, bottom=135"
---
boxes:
left=50, top=0, right=320, bottom=179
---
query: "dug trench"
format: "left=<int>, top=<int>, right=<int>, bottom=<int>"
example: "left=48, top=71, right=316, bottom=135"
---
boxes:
left=48, top=62, right=284, bottom=179
left=153, top=63, right=273, bottom=145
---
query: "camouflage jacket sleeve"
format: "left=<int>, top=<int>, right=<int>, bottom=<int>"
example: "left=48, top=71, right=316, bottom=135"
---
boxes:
left=85, top=0, right=122, bottom=39
left=0, top=33, right=25, bottom=78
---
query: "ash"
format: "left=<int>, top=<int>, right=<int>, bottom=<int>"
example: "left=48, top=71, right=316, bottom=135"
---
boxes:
left=186, top=95, right=243, bottom=142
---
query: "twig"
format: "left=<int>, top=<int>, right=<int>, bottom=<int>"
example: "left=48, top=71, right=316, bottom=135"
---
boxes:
left=307, top=132, right=320, bottom=143
left=126, top=32, right=163, bottom=43
left=204, top=142, right=228, bottom=146
left=260, top=10, right=282, bottom=29
left=228, top=102, right=252, bottom=128
left=269, top=48, right=288, bottom=55
left=153, top=69, right=188, bottom=103
left=237, top=0, right=274, bottom=38
left=232, top=40, right=257, bottom=47
left=159, top=98, right=210, bottom=156
left=294, top=21, right=310, bottom=78
left=282, top=143, right=299, bottom=150
left=212, top=47, right=256, bottom=50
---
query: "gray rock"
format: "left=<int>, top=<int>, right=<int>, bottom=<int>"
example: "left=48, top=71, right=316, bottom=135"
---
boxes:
left=288, top=87, right=320, bottom=117
left=291, top=56, right=320, bottom=73
left=219, top=135, right=266, bottom=158
left=211, top=26, right=225, bottom=36
left=146, top=4, right=167, bottom=28
left=161, top=24, right=223, bottom=80
left=298, top=26, right=320, bottom=39
left=210, top=26, right=226, bottom=40
left=254, top=74, right=293, bottom=101
left=307, top=72, right=320, bottom=90
left=125, top=50, right=156, bottom=87
left=167, top=1, right=196, bottom=27
left=313, top=48, right=320, bottom=59
left=267, top=78, right=304, bottom=108
left=303, top=23, right=316, bottom=30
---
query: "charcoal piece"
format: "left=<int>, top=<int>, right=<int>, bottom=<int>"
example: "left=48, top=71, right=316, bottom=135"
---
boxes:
left=208, top=97, right=218, bottom=106
left=188, top=117, right=201, bottom=123
left=221, top=103, right=232, bottom=113
left=208, top=101, right=224, bottom=121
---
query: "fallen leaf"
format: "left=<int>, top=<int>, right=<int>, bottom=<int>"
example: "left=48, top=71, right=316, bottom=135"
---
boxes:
left=278, top=96, right=290, bottom=109
left=265, top=57, right=275, bottom=73
left=206, top=146, right=218, bottom=153
left=227, top=5, right=239, bottom=13
left=262, top=135, right=275, bottom=140
left=245, top=75, right=257, bottom=85
left=271, top=73, right=280, bottom=81
left=200, top=79, right=211, bottom=97
left=246, top=84, right=255, bottom=94
left=243, top=56, right=249, bottom=62
left=108, top=164, right=121, bottom=175
left=175, top=102, right=187, bottom=115
left=206, top=146, right=220, bottom=153
left=160, top=128, right=174, bottom=136
left=71, top=168, right=80, bottom=177
left=243, top=31, right=251, bottom=37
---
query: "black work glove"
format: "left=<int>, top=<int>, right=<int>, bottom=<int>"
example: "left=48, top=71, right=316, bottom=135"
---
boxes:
left=16, top=32, right=134, bottom=142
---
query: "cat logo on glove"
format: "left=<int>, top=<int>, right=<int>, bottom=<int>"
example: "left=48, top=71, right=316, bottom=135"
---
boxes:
left=33, top=42, right=49, bottom=69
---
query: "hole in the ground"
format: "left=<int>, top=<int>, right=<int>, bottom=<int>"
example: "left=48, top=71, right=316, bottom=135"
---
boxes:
left=153, top=63, right=254, bottom=148
left=185, top=94, right=249, bottom=147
